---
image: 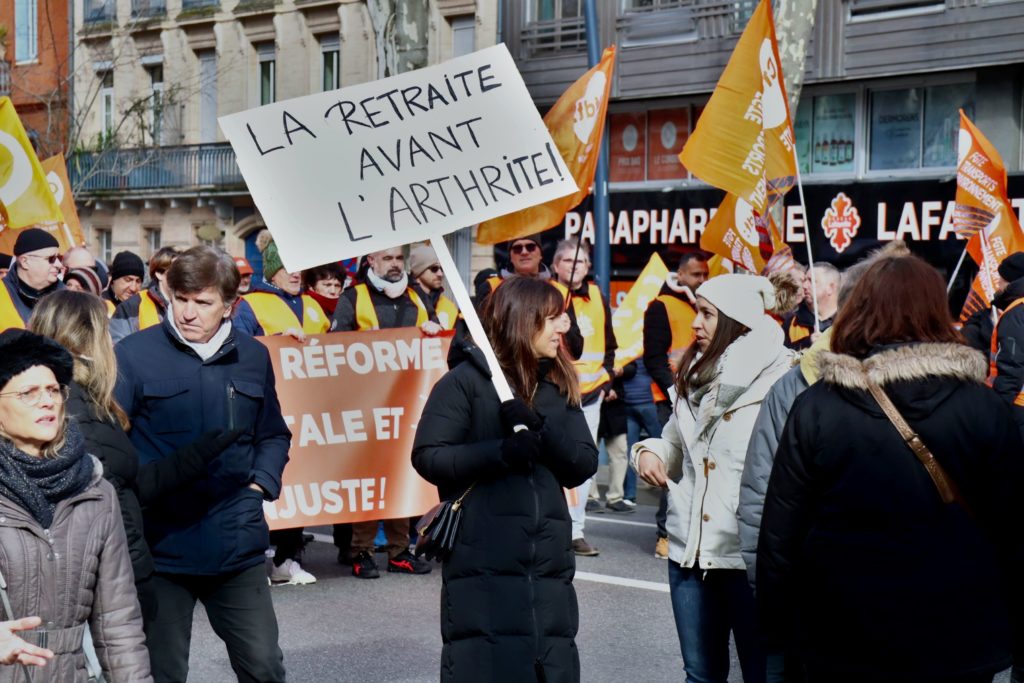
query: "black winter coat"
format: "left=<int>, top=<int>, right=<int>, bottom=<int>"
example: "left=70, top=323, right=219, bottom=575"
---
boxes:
left=66, top=383, right=218, bottom=582
left=992, top=277, right=1024, bottom=433
left=757, top=343, right=1024, bottom=682
left=412, top=346, right=598, bottom=683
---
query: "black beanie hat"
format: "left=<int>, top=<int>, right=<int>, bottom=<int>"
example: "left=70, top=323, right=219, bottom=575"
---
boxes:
left=0, top=329, right=74, bottom=391
left=998, top=252, right=1024, bottom=284
left=13, top=228, right=59, bottom=256
left=110, top=251, right=145, bottom=281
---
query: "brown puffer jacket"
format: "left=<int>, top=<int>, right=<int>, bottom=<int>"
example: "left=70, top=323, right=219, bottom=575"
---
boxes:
left=0, top=457, right=152, bottom=683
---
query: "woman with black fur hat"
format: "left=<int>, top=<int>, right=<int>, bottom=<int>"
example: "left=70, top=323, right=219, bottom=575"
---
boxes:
left=0, top=329, right=152, bottom=681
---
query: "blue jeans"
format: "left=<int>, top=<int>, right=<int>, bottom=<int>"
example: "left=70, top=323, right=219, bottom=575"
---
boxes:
left=668, top=563, right=766, bottom=683
left=625, top=402, right=662, bottom=502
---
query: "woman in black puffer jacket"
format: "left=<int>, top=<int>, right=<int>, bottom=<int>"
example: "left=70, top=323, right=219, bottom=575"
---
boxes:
left=412, top=276, right=598, bottom=683
left=757, top=255, right=1024, bottom=683
left=29, top=290, right=238, bottom=584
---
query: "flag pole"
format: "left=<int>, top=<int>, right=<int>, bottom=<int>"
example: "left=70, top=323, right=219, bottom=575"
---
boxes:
left=792, top=162, right=821, bottom=333
left=429, top=234, right=515, bottom=403
left=946, top=243, right=969, bottom=294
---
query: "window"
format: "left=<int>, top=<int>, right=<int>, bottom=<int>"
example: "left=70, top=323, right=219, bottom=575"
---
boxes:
left=320, top=36, right=340, bottom=92
left=608, top=105, right=699, bottom=183
left=451, top=16, right=475, bottom=57
left=794, top=93, right=857, bottom=174
left=523, top=0, right=586, bottom=56
left=869, top=83, right=973, bottom=171
left=144, top=228, right=161, bottom=258
left=94, top=228, right=112, bottom=264
left=147, top=65, right=164, bottom=145
left=257, top=43, right=276, bottom=105
left=199, top=51, right=218, bottom=144
left=99, top=71, right=115, bottom=139
left=15, top=0, right=38, bottom=63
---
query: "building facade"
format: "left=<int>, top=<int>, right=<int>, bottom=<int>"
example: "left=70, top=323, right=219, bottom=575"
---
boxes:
left=503, top=0, right=1024, bottom=303
left=2, top=0, right=72, bottom=159
left=70, top=0, right=496, bottom=279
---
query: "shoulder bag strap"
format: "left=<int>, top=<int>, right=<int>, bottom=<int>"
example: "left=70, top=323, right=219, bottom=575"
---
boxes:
left=866, top=381, right=975, bottom=517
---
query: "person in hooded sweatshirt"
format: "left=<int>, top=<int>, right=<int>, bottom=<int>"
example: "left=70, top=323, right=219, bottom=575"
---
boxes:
left=758, top=254, right=1024, bottom=683
left=632, top=273, right=794, bottom=683
left=412, top=275, right=598, bottom=683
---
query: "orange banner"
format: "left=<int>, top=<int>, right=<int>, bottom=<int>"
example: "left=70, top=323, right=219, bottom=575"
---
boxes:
left=613, top=252, right=669, bottom=368
left=700, top=193, right=785, bottom=272
left=0, top=97, right=65, bottom=252
left=258, top=329, right=451, bottom=529
left=678, top=0, right=796, bottom=214
left=40, top=154, right=87, bottom=248
left=477, top=46, right=616, bottom=244
left=956, top=110, right=1024, bottom=322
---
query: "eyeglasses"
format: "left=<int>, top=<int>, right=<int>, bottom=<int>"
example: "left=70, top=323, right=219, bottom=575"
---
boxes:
left=0, top=385, right=70, bottom=407
left=426, top=265, right=443, bottom=274
left=510, top=243, right=539, bottom=255
left=24, top=254, right=62, bottom=265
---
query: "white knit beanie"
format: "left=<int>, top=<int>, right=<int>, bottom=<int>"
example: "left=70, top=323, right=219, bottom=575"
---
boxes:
left=695, top=274, right=776, bottom=329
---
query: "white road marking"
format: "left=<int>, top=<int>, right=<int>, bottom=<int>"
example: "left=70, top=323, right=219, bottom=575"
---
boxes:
left=575, top=571, right=669, bottom=593
left=586, top=516, right=658, bottom=529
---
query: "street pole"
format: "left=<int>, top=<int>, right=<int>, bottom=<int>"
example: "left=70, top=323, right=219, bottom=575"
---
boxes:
left=584, top=0, right=611, bottom=300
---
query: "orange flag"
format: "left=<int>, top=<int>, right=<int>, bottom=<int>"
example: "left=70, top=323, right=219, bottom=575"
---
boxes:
left=477, top=46, right=615, bottom=245
left=0, top=97, right=65, bottom=252
left=956, top=110, right=1024, bottom=322
left=40, top=154, right=87, bottom=249
left=679, top=0, right=796, bottom=269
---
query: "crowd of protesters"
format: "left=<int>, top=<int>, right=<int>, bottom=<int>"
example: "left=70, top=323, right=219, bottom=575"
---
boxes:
left=0, top=224, right=1020, bottom=683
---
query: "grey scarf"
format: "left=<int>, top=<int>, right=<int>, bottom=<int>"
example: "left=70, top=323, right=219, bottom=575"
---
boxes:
left=0, top=420, right=93, bottom=528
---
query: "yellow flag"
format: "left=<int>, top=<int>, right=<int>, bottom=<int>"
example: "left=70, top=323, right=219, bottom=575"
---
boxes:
left=477, top=46, right=615, bottom=245
left=0, top=98, right=64, bottom=245
left=40, top=154, right=86, bottom=250
left=612, top=252, right=669, bottom=368
left=679, top=0, right=796, bottom=214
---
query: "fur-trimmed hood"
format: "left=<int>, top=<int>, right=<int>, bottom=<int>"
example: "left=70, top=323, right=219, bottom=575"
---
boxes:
left=817, top=342, right=987, bottom=390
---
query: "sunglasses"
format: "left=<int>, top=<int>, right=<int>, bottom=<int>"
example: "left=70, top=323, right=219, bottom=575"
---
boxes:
left=426, top=265, right=443, bottom=274
left=510, top=243, right=539, bottom=255
left=24, top=253, right=62, bottom=265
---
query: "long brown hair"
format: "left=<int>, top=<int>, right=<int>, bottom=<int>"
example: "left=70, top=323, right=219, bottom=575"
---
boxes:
left=482, top=276, right=581, bottom=406
left=675, top=299, right=750, bottom=399
left=29, top=290, right=131, bottom=430
left=830, top=254, right=962, bottom=358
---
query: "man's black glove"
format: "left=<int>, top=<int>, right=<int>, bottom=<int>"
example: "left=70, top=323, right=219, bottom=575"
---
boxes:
left=500, top=430, right=542, bottom=472
left=499, top=399, right=542, bottom=435
left=188, top=429, right=247, bottom=462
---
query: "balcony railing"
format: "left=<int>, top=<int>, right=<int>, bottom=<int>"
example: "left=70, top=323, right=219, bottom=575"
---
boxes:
left=181, top=0, right=220, bottom=9
left=70, top=144, right=245, bottom=195
left=84, top=0, right=116, bottom=23
left=131, top=0, right=167, bottom=19
left=0, top=62, right=10, bottom=98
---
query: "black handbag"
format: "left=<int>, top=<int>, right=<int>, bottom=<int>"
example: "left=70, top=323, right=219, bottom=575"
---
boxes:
left=414, top=483, right=475, bottom=562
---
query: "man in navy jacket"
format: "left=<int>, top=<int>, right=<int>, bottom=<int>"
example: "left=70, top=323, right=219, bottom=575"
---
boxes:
left=115, top=246, right=291, bottom=683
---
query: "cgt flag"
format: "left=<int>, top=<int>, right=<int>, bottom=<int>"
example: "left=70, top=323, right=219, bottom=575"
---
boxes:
left=0, top=97, right=64, bottom=249
left=956, top=110, right=1024, bottom=322
left=679, top=0, right=796, bottom=270
left=40, top=154, right=87, bottom=249
left=477, top=46, right=615, bottom=245
left=612, top=252, right=669, bottom=369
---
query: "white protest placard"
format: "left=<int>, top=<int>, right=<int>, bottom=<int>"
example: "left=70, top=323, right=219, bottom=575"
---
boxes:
left=219, top=44, right=578, bottom=272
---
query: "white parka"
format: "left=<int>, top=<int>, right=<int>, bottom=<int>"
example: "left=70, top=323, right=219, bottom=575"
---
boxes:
left=631, top=320, right=793, bottom=570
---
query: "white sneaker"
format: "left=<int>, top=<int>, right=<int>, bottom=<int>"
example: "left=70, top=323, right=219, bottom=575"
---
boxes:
left=269, top=559, right=317, bottom=585
left=622, top=499, right=637, bottom=508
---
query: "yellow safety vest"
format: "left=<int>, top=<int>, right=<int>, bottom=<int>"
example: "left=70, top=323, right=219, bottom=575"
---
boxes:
left=990, top=297, right=1024, bottom=406
left=353, top=283, right=428, bottom=331
left=138, top=290, right=163, bottom=330
left=553, top=282, right=611, bottom=395
left=650, top=294, right=697, bottom=403
left=435, top=293, right=459, bottom=331
left=105, top=299, right=116, bottom=318
left=244, top=291, right=329, bottom=335
left=0, top=285, right=25, bottom=332
left=786, top=315, right=812, bottom=346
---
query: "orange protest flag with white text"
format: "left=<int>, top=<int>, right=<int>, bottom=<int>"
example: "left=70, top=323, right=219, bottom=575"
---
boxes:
left=477, top=46, right=615, bottom=245
left=956, top=110, right=1024, bottom=322
left=0, top=97, right=65, bottom=252
left=40, top=154, right=87, bottom=248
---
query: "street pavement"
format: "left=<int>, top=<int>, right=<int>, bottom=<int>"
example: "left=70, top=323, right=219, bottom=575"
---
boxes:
left=182, top=493, right=733, bottom=682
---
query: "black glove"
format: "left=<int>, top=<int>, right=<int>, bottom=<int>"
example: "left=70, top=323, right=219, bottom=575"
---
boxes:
left=499, top=399, right=542, bottom=435
left=500, top=430, right=542, bottom=472
left=190, top=429, right=247, bottom=462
